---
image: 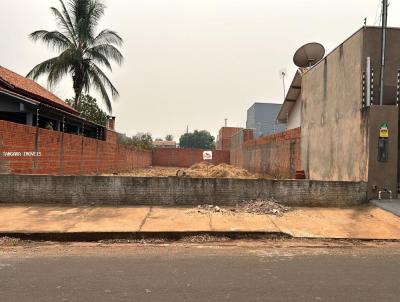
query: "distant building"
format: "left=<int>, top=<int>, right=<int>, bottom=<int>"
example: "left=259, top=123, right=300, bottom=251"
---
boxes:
left=246, top=102, right=286, bottom=138
left=216, top=127, right=243, bottom=150
left=153, top=140, right=177, bottom=148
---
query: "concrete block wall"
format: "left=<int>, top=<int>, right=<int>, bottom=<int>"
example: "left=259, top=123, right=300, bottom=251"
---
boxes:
left=230, top=128, right=301, bottom=178
left=0, top=175, right=367, bottom=207
left=152, top=148, right=230, bottom=167
left=0, top=120, right=152, bottom=175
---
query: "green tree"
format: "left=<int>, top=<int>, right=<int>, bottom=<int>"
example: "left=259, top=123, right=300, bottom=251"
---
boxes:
left=179, top=130, right=215, bottom=149
left=117, top=132, right=153, bottom=150
left=66, top=94, right=107, bottom=125
left=165, top=134, right=174, bottom=141
left=27, top=0, right=123, bottom=112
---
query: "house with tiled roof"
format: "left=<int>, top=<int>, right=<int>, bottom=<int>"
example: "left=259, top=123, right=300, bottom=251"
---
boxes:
left=153, top=140, right=177, bottom=148
left=0, top=65, right=107, bottom=140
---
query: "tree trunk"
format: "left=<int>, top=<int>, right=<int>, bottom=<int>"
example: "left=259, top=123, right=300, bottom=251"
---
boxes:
left=72, top=74, right=84, bottom=109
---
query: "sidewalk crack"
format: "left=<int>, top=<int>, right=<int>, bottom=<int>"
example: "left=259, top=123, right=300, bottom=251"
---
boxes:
left=138, top=207, right=153, bottom=231
left=267, top=215, right=282, bottom=233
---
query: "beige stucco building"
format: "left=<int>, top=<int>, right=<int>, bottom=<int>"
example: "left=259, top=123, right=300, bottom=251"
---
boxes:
left=278, top=26, right=400, bottom=199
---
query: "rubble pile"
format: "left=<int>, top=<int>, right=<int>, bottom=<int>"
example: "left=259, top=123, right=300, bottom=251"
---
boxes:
left=239, top=198, right=291, bottom=216
left=0, top=236, right=22, bottom=246
left=188, top=198, right=291, bottom=217
left=190, top=204, right=234, bottom=215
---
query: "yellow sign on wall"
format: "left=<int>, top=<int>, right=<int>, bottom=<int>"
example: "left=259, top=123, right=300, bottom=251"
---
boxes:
left=379, top=123, right=389, bottom=138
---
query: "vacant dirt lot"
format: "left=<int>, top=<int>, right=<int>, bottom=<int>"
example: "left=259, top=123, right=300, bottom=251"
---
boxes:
left=106, top=162, right=273, bottom=179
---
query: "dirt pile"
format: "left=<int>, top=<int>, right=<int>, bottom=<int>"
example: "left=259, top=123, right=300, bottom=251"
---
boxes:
left=186, top=162, right=254, bottom=178
left=107, top=167, right=178, bottom=177
left=104, top=162, right=272, bottom=179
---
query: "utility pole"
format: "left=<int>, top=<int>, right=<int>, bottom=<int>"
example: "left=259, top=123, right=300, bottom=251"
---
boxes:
left=379, top=0, right=388, bottom=106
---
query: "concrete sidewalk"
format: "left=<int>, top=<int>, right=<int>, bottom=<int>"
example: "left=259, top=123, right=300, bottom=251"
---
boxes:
left=0, top=205, right=400, bottom=240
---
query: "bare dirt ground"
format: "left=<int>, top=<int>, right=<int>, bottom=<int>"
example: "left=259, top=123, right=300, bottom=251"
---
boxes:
left=105, top=162, right=273, bottom=179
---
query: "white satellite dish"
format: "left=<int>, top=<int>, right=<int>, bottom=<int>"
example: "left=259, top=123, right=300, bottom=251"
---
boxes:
left=293, top=42, right=325, bottom=68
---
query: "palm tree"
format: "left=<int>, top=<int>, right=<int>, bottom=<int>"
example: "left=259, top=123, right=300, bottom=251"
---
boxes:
left=27, top=0, right=123, bottom=113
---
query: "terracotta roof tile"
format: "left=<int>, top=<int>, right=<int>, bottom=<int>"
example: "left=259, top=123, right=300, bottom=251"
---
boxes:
left=0, top=65, right=78, bottom=115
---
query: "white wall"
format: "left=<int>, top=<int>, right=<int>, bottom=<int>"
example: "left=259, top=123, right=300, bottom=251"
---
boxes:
left=287, top=99, right=301, bottom=129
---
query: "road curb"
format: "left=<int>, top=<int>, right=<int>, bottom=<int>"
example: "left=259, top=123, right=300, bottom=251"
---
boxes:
left=0, top=231, right=292, bottom=242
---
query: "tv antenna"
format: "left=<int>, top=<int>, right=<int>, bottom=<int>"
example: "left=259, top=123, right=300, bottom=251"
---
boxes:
left=293, top=42, right=325, bottom=68
left=279, top=68, right=287, bottom=100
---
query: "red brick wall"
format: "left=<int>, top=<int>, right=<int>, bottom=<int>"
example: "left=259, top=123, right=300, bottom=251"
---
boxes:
left=216, top=127, right=243, bottom=150
left=230, top=128, right=301, bottom=179
left=0, top=120, right=299, bottom=176
left=0, top=120, right=152, bottom=175
left=152, top=148, right=230, bottom=167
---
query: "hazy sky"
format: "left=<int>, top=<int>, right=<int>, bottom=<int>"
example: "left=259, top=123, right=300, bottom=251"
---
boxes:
left=1, top=0, right=399, bottom=140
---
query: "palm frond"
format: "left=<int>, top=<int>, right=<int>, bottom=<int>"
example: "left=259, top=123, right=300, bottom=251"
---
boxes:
left=87, top=44, right=123, bottom=65
left=85, top=48, right=112, bottom=71
left=90, top=62, right=119, bottom=97
left=93, top=29, right=123, bottom=47
left=50, top=7, right=76, bottom=44
left=47, top=50, right=75, bottom=87
left=26, top=57, right=60, bottom=81
left=30, top=30, right=72, bottom=51
left=86, top=0, right=106, bottom=36
left=58, top=0, right=77, bottom=42
left=87, top=62, right=120, bottom=112
left=88, top=66, right=112, bottom=112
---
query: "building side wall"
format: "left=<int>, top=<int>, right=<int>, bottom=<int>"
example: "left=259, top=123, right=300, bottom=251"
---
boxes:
left=216, top=127, right=243, bottom=151
left=301, top=30, right=368, bottom=181
left=246, top=105, right=256, bottom=130
left=0, top=120, right=152, bottom=175
left=230, top=128, right=301, bottom=178
left=363, top=27, right=400, bottom=105
left=254, top=103, right=285, bottom=136
left=366, top=106, right=398, bottom=199
left=247, top=103, right=286, bottom=138
left=152, top=148, right=230, bottom=167
left=287, top=99, right=301, bottom=129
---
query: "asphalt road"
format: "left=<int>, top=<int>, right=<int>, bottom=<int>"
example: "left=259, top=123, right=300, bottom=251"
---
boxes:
left=0, top=242, right=400, bottom=301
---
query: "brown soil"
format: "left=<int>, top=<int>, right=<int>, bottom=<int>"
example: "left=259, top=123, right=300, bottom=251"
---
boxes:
left=105, top=162, right=272, bottom=179
left=108, top=166, right=179, bottom=177
left=186, top=162, right=257, bottom=178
